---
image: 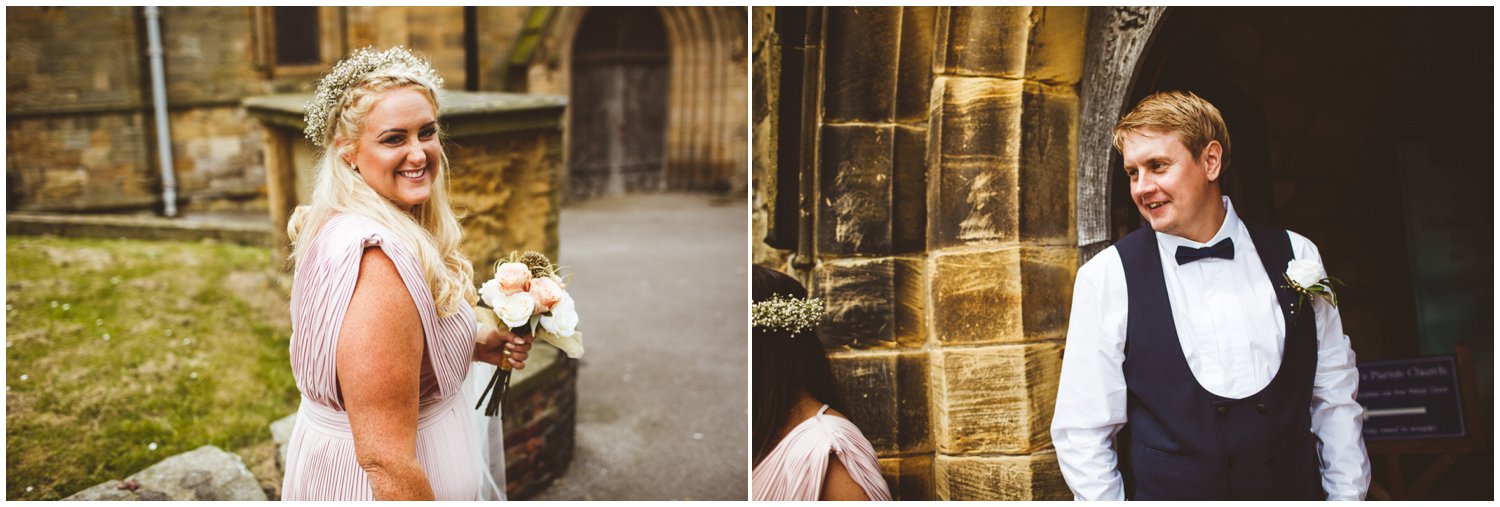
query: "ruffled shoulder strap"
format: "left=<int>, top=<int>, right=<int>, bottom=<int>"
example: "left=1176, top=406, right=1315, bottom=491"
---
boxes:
left=751, top=410, right=894, bottom=501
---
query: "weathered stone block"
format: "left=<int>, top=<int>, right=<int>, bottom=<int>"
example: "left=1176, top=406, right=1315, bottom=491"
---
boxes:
left=1024, top=7, right=1088, bottom=85
left=879, top=454, right=935, bottom=500
left=64, top=446, right=267, bottom=501
left=895, top=7, right=936, bottom=122
left=892, top=257, right=927, bottom=348
left=934, top=7, right=1031, bottom=78
left=934, top=452, right=1071, bottom=500
left=895, top=351, right=932, bottom=453
left=930, top=248, right=1022, bottom=345
left=828, top=350, right=931, bottom=455
left=815, top=258, right=895, bottom=350
left=830, top=352, right=898, bottom=454
left=817, top=124, right=893, bottom=256
left=1018, top=85, right=1078, bottom=244
left=1021, top=246, right=1077, bottom=342
left=822, top=7, right=901, bottom=123
left=447, top=130, right=562, bottom=269
left=927, top=76, right=1022, bottom=249
left=891, top=125, right=927, bottom=253
left=929, top=344, right=1063, bottom=454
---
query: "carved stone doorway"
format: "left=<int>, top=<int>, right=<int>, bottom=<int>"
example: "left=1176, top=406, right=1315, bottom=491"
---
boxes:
left=567, top=7, right=670, bottom=201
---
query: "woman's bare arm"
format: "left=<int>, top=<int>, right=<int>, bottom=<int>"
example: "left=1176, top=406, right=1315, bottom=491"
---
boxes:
left=337, top=248, right=434, bottom=500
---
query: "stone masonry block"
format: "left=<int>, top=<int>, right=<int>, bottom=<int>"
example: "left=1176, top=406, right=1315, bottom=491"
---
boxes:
left=830, top=353, right=898, bottom=454
left=829, top=350, right=930, bottom=456
left=879, top=454, right=935, bottom=500
left=927, top=76, right=1022, bottom=249
left=934, top=453, right=1071, bottom=500
left=822, top=7, right=901, bottom=123
left=1024, top=7, right=1088, bottom=85
left=818, top=124, right=893, bottom=256
left=895, top=351, right=932, bottom=453
left=930, top=344, right=1063, bottom=454
left=892, top=257, right=927, bottom=348
left=891, top=125, right=927, bottom=253
left=895, top=7, right=936, bottom=122
left=1018, top=85, right=1079, bottom=244
left=931, top=248, right=1022, bottom=345
left=934, top=7, right=1031, bottom=78
left=1021, top=246, right=1077, bottom=341
left=815, top=258, right=895, bottom=350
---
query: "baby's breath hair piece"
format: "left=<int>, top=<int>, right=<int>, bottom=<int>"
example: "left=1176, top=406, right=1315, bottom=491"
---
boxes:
left=751, top=294, right=825, bottom=336
left=303, top=46, right=444, bottom=147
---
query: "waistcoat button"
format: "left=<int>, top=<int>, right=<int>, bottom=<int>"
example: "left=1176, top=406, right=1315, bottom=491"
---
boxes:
left=1216, top=406, right=1228, bottom=416
left=1256, top=404, right=1268, bottom=414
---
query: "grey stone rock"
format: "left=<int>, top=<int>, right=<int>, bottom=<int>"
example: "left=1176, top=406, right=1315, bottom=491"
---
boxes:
left=270, top=413, right=297, bottom=472
left=64, top=445, right=268, bottom=501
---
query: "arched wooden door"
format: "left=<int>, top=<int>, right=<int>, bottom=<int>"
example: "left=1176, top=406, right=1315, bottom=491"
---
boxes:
left=568, top=7, right=670, bottom=201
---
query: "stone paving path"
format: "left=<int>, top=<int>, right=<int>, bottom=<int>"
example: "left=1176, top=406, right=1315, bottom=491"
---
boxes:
left=530, top=193, right=748, bottom=501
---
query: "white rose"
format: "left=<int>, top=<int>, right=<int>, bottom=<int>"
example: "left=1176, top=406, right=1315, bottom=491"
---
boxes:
left=495, top=291, right=537, bottom=329
left=1285, top=259, right=1327, bottom=288
left=539, top=292, right=579, bottom=337
left=479, top=278, right=504, bottom=308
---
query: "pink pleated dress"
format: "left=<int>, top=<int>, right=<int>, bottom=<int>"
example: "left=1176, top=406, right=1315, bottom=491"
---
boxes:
left=751, top=405, right=893, bottom=501
left=281, top=213, right=499, bottom=500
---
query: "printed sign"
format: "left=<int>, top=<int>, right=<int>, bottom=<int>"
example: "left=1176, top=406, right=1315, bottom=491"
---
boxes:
left=1356, top=356, right=1465, bottom=440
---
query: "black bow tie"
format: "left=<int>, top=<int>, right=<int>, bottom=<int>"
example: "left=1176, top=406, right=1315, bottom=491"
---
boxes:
left=1175, top=238, right=1234, bottom=265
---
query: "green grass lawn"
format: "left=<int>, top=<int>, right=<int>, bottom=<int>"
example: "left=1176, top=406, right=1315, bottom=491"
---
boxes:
left=6, top=235, right=298, bottom=500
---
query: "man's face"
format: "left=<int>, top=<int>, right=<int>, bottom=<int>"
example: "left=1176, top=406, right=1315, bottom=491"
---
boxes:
left=1120, top=128, right=1223, bottom=242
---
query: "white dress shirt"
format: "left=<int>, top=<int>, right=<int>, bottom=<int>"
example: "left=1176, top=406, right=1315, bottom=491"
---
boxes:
left=1050, top=197, right=1370, bottom=500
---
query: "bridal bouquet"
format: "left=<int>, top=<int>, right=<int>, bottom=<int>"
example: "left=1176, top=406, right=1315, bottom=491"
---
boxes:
left=475, top=250, right=584, bottom=417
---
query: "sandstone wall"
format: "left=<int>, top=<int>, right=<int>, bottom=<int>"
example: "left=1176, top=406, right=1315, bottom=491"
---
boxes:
left=753, top=7, right=1087, bottom=500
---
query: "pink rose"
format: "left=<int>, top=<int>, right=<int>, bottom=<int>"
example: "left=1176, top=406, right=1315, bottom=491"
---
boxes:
left=496, top=262, right=531, bottom=295
left=529, top=276, right=564, bottom=313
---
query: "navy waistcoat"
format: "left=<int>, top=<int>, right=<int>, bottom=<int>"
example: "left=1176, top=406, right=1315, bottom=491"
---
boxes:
left=1113, top=222, right=1325, bottom=500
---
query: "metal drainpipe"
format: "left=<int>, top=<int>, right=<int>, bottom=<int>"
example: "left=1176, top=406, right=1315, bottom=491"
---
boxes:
left=144, top=6, right=177, bottom=217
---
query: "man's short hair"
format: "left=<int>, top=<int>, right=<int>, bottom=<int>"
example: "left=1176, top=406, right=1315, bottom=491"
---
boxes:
left=1112, top=91, right=1230, bottom=168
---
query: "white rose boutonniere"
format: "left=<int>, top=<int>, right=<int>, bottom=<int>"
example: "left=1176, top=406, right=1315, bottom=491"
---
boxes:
left=1282, top=258, right=1343, bottom=311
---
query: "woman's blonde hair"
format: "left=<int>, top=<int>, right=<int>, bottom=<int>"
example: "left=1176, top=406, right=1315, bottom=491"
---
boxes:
left=288, top=49, right=476, bottom=317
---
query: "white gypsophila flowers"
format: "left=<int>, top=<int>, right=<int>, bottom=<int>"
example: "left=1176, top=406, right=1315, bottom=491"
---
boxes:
left=302, top=46, right=444, bottom=147
left=751, top=294, right=824, bottom=336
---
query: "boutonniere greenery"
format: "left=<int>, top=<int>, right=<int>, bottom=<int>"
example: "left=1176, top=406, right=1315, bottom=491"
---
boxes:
left=1282, top=259, right=1343, bottom=313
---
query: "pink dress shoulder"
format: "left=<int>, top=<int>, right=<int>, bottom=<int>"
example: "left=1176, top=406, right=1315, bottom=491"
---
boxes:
left=752, top=405, right=893, bottom=501
left=280, top=213, right=496, bottom=500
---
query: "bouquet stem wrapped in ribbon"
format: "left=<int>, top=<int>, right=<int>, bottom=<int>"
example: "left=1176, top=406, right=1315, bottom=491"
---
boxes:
left=475, top=251, right=584, bottom=417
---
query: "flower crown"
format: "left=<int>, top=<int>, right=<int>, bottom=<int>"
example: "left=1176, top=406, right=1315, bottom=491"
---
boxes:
left=303, top=46, right=445, bottom=147
left=751, top=294, right=825, bottom=336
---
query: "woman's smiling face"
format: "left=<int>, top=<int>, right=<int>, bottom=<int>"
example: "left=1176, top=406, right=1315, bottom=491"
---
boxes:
left=345, top=87, right=440, bottom=212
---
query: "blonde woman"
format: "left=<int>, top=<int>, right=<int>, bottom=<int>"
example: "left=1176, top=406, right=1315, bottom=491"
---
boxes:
left=281, top=47, right=530, bottom=500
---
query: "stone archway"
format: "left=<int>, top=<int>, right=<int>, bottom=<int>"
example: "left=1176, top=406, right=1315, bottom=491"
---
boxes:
left=541, top=7, right=746, bottom=201
left=1076, top=7, right=1167, bottom=262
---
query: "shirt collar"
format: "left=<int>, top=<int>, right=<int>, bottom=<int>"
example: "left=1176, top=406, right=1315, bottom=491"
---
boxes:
left=1155, top=196, right=1240, bottom=254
